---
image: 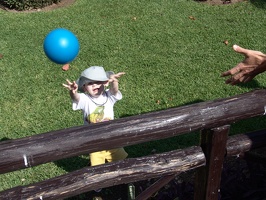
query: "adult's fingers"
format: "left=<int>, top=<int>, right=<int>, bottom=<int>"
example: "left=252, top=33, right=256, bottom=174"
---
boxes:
left=221, top=64, right=242, bottom=77
left=225, top=76, right=241, bottom=85
left=233, top=44, right=249, bottom=56
left=225, top=69, right=252, bottom=85
left=221, top=70, right=232, bottom=77
left=233, top=44, right=264, bottom=58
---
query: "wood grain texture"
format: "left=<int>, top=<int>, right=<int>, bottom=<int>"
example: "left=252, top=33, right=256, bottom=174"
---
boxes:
left=0, top=146, right=205, bottom=200
left=0, top=89, right=265, bottom=174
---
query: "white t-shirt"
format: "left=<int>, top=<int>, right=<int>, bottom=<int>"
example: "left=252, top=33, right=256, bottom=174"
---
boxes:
left=72, top=90, right=122, bottom=125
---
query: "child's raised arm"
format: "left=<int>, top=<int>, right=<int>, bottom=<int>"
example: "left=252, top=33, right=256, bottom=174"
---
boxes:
left=62, top=79, right=80, bottom=102
left=108, top=72, right=125, bottom=96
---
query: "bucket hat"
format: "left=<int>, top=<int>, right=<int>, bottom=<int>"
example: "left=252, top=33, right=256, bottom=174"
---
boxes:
left=76, top=66, right=114, bottom=92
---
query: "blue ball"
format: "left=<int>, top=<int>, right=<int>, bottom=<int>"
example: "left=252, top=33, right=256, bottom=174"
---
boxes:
left=43, top=28, right=80, bottom=64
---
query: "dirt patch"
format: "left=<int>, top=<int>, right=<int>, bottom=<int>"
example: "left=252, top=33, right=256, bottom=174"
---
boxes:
left=39, top=0, right=76, bottom=11
left=0, top=0, right=246, bottom=13
left=197, top=0, right=246, bottom=5
left=0, top=0, right=76, bottom=13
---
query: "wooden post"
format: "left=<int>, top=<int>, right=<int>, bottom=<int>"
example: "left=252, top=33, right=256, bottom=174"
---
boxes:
left=194, top=125, right=229, bottom=200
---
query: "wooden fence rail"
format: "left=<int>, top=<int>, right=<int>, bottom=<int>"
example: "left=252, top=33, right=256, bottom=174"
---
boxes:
left=0, top=146, right=205, bottom=199
left=1, top=89, right=266, bottom=199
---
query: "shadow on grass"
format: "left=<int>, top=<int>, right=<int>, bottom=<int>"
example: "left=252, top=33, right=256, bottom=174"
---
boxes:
left=250, top=0, right=266, bottom=9
left=0, top=137, right=10, bottom=142
left=54, top=156, right=88, bottom=172
left=237, top=79, right=263, bottom=90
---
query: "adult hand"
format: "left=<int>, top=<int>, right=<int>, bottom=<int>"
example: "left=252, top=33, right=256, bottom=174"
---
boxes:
left=221, top=45, right=266, bottom=85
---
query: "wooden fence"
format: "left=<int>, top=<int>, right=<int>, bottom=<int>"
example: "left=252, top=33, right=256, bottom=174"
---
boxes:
left=0, top=89, right=266, bottom=200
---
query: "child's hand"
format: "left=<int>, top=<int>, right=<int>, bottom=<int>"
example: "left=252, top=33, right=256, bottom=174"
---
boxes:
left=109, top=72, right=125, bottom=83
left=62, top=79, right=78, bottom=94
left=108, top=72, right=125, bottom=95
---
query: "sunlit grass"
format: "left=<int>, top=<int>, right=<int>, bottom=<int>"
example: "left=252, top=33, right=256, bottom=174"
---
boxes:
left=0, top=0, right=266, bottom=192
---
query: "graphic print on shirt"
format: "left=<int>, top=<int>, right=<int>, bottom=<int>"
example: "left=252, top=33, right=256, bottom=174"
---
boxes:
left=88, top=106, right=111, bottom=123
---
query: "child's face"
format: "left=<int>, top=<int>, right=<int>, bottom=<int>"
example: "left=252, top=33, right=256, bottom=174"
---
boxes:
left=83, top=81, right=108, bottom=97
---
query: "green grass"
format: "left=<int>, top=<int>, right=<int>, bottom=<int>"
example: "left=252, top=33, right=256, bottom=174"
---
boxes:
left=1, top=0, right=266, bottom=193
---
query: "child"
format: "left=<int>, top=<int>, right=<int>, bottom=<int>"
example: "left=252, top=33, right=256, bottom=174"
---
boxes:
left=63, top=66, right=128, bottom=166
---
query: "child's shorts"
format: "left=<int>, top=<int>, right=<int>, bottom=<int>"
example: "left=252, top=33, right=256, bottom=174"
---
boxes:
left=89, top=147, right=128, bottom=166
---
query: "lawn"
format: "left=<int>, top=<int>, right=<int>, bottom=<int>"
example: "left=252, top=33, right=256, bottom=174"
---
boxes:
left=0, top=0, right=266, bottom=197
